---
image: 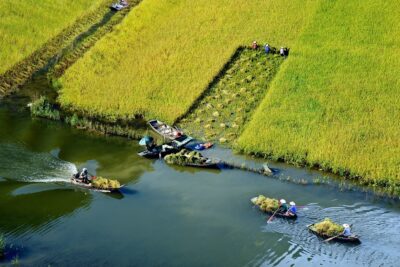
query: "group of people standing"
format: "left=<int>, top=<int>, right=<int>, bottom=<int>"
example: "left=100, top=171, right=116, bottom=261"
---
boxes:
left=251, top=41, right=289, bottom=57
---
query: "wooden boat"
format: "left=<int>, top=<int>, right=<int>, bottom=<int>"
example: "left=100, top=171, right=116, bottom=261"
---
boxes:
left=250, top=197, right=297, bottom=219
left=307, top=224, right=361, bottom=244
left=110, top=1, right=128, bottom=11
left=148, top=119, right=193, bottom=147
left=138, top=145, right=179, bottom=159
left=71, top=177, right=124, bottom=193
left=183, top=159, right=219, bottom=169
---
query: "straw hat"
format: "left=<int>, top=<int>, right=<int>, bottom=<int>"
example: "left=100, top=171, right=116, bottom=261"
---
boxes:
left=289, top=201, right=295, bottom=206
left=343, top=224, right=350, bottom=228
left=280, top=199, right=286, bottom=204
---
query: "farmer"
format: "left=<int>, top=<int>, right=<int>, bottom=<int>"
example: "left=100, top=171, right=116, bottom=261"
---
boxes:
left=279, top=47, right=285, bottom=56
left=342, top=224, right=352, bottom=237
left=252, top=41, right=258, bottom=49
left=278, top=199, right=289, bottom=213
left=80, top=168, right=90, bottom=184
left=286, top=201, right=297, bottom=216
left=264, top=44, right=270, bottom=54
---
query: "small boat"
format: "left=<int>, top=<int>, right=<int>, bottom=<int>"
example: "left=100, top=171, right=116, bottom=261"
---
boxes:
left=183, top=159, right=219, bottom=169
left=110, top=1, right=128, bottom=11
left=250, top=197, right=297, bottom=219
left=148, top=119, right=193, bottom=147
left=138, top=145, right=179, bottom=159
left=307, top=224, right=361, bottom=243
left=70, top=177, right=124, bottom=193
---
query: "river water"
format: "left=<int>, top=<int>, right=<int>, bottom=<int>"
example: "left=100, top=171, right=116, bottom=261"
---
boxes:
left=0, top=79, right=400, bottom=266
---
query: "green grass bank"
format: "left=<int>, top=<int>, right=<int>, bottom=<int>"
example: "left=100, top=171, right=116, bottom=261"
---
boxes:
left=238, top=0, right=400, bottom=191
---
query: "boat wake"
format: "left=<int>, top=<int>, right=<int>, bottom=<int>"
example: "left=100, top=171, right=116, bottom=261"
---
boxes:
left=0, top=143, right=77, bottom=183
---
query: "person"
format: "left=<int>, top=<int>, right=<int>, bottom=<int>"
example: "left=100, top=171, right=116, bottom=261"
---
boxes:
left=342, top=224, right=352, bottom=237
left=79, top=168, right=90, bottom=184
left=278, top=199, right=288, bottom=213
left=264, top=44, right=270, bottom=54
left=120, top=0, right=128, bottom=6
left=279, top=47, right=285, bottom=56
left=251, top=41, right=258, bottom=49
left=286, top=201, right=297, bottom=216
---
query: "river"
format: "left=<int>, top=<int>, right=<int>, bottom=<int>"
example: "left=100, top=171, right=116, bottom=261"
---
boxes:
left=0, top=77, right=400, bottom=266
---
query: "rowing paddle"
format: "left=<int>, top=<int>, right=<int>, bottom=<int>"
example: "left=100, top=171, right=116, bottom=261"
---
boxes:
left=324, top=234, right=341, bottom=242
left=267, top=208, right=280, bottom=223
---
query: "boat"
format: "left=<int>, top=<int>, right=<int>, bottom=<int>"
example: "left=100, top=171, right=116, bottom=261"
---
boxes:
left=183, top=159, right=219, bottom=169
left=70, top=177, right=124, bottom=193
left=307, top=224, right=361, bottom=243
left=148, top=119, right=193, bottom=147
left=250, top=197, right=297, bottom=219
left=110, top=1, right=128, bottom=11
left=138, top=145, right=179, bottom=159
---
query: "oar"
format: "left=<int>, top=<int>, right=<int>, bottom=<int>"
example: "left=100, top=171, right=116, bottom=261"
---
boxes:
left=324, top=234, right=341, bottom=242
left=267, top=208, right=280, bottom=223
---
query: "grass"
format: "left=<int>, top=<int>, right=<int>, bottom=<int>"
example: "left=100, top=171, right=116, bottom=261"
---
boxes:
left=0, top=0, right=107, bottom=75
left=59, top=0, right=320, bottom=123
left=238, top=0, right=400, bottom=188
left=178, top=47, right=284, bottom=144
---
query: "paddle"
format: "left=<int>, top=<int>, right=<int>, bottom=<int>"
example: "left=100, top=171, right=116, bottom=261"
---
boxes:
left=324, top=234, right=341, bottom=242
left=267, top=208, right=280, bottom=223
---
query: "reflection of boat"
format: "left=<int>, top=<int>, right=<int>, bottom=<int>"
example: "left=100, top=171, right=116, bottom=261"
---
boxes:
left=308, top=224, right=361, bottom=243
left=70, top=177, right=124, bottom=193
left=183, top=159, right=219, bottom=169
left=148, top=119, right=193, bottom=147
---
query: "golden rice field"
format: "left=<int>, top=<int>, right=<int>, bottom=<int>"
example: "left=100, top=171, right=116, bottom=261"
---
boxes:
left=59, top=0, right=320, bottom=122
left=0, top=0, right=107, bottom=75
left=238, top=0, right=400, bottom=188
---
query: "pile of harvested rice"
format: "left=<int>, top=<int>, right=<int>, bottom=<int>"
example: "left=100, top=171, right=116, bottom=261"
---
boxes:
left=251, top=195, right=279, bottom=212
left=312, top=218, right=344, bottom=236
left=164, top=149, right=207, bottom=166
left=92, top=177, right=120, bottom=189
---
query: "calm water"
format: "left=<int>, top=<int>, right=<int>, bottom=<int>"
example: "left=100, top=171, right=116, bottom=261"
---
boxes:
left=1, top=85, right=400, bottom=266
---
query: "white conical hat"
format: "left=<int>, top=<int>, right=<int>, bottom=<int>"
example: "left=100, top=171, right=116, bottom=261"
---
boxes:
left=289, top=201, right=295, bottom=206
left=280, top=199, right=286, bottom=204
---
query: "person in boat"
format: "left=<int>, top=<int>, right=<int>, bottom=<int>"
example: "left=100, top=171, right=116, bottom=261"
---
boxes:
left=120, top=0, right=128, bottom=6
left=286, top=201, right=297, bottom=216
left=341, top=224, right=352, bottom=237
left=251, top=41, right=258, bottom=49
left=278, top=199, right=289, bottom=213
left=264, top=44, right=270, bottom=54
left=79, top=168, right=90, bottom=184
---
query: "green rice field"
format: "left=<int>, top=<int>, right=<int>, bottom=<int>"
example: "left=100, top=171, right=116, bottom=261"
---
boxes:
left=59, top=0, right=320, bottom=122
left=237, top=0, right=400, bottom=187
left=0, top=0, right=106, bottom=75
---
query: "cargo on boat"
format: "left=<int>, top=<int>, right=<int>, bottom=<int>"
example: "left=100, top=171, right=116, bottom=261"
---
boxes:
left=250, top=195, right=297, bottom=219
left=71, top=175, right=123, bottom=193
left=308, top=223, right=361, bottom=244
left=164, top=149, right=219, bottom=169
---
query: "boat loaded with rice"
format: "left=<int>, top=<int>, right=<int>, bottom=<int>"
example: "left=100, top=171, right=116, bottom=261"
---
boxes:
left=71, top=174, right=124, bottom=193
left=164, top=149, right=219, bottom=169
left=307, top=219, right=361, bottom=244
left=148, top=119, right=193, bottom=147
left=250, top=195, right=297, bottom=219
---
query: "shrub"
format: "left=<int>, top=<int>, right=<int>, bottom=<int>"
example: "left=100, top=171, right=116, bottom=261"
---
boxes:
left=30, top=96, right=61, bottom=120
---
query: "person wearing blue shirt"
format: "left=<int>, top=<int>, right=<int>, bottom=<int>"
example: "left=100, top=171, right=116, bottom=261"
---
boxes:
left=342, top=224, right=352, bottom=236
left=286, top=201, right=297, bottom=216
left=264, top=44, right=270, bottom=54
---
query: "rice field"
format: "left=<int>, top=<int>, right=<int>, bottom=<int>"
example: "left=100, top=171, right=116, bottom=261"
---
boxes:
left=237, top=0, right=400, bottom=187
left=178, top=47, right=284, bottom=144
left=0, top=0, right=107, bottom=75
left=59, top=0, right=320, bottom=123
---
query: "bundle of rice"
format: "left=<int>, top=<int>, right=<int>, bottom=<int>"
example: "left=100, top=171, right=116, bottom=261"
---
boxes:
left=313, top=218, right=344, bottom=236
left=164, top=149, right=206, bottom=166
left=250, top=195, right=279, bottom=212
left=92, top=177, right=121, bottom=190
